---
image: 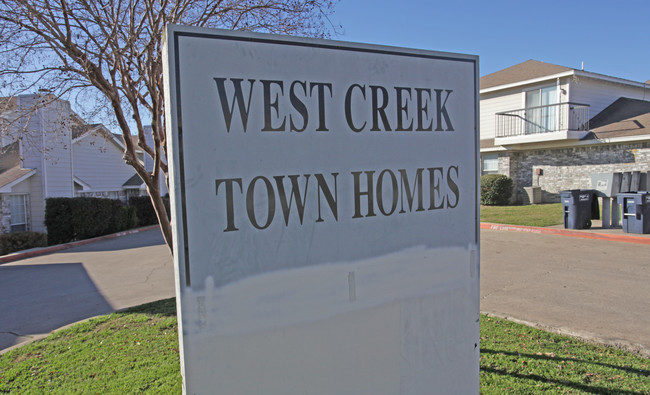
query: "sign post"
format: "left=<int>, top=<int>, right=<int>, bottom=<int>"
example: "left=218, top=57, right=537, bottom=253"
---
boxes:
left=164, top=25, right=480, bottom=394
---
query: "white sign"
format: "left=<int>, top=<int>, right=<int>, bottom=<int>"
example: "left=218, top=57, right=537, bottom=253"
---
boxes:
left=164, top=25, right=479, bottom=394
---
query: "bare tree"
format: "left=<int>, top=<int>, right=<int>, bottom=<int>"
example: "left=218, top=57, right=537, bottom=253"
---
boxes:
left=0, top=0, right=337, bottom=253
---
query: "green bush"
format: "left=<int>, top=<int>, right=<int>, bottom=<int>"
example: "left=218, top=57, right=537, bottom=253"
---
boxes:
left=481, top=174, right=513, bottom=206
left=45, top=197, right=133, bottom=245
left=44, top=198, right=74, bottom=245
left=120, top=206, right=138, bottom=231
left=0, top=232, right=47, bottom=255
left=129, top=196, right=169, bottom=226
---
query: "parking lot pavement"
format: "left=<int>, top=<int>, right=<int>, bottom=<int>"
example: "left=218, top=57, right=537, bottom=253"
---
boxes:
left=2, top=224, right=649, bottom=357
left=481, top=227, right=650, bottom=357
left=0, top=228, right=173, bottom=353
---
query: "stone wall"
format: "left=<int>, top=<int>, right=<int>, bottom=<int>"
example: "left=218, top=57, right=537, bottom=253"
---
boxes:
left=0, top=194, right=32, bottom=234
left=0, top=196, right=10, bottom=234
left=497, top=141, right=650, bottom=203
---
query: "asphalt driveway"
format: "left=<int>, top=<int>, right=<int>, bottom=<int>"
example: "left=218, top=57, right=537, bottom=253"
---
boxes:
left=1, top=225, right=649, bottom=357
left=0, top=228, right=174, bottom=352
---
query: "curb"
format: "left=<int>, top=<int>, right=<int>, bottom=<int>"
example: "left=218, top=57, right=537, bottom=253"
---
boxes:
left=481, top=223, right=650, bottom=246
left=0, top=225, right=161, bottom=265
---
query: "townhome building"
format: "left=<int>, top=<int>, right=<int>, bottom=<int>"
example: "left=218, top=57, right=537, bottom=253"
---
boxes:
left=0, top=94, right=149, bottom=234
left=480, top=60, right=650, bottom=203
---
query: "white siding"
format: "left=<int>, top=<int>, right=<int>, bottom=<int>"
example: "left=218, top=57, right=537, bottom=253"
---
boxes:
left=480, top=90, right=522, bottom=140
left=17, top=96, right=74, bottom=199
left=569, top=77, right=650, bottom=119
left=41, top=101, right=74, bottom=198
left=73, top=132, right=134, bottom=192
left=10, top=176, right=46, bottom=232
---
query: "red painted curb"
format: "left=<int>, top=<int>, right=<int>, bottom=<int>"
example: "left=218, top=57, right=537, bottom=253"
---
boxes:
left=0, top=225, right=161, bottom=264
left=481, top=223, right=650, bottom=246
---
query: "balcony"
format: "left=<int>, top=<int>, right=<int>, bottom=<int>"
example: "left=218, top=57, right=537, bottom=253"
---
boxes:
left=494, top=102, right=590, bottom=146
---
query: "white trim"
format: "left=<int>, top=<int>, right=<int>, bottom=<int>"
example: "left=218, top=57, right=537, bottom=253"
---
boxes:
left=76, top=187, right=123, bottom=193
left=0, top=169, right=37, bottom=193
left=479, top=146, right=508, bottom=153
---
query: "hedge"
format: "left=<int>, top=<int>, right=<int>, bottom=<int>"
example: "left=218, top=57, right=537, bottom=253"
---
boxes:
left=129, top=196, right=169, bottom=226
left=0, top=232, right=47, bottom=255
left=45, top=197, right=137, bottom=245
left=480, top=174, right=513, bottom=206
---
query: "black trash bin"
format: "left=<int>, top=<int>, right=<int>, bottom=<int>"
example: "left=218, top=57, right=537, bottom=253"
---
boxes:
left=616, top=191, right=650, bottom=234
left=560, top=189, right=598, bottom=229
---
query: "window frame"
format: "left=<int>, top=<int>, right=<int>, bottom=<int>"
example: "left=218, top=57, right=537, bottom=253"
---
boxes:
left=9, top=194, right=28, bottom=233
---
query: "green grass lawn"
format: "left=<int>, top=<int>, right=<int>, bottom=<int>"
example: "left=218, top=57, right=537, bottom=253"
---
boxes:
left=481, top=203, right=564, bottom=227
left=1, top=299, right=648, bottom=393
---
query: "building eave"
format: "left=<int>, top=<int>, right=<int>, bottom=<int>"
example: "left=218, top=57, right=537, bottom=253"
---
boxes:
left=482, top=133, right=650, bottom=152
left=0, top=169, right=36, bottom=193
left=480, top=71, right=576, bottom=94
left=480, top=69, right=649, bottom=95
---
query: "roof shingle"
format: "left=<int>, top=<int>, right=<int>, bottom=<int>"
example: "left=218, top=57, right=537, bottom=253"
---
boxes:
left=480, top=60, right=573, bottom=90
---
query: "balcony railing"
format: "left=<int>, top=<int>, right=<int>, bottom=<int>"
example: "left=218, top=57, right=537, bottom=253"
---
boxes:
left=495, top=102, right=590, bottom=138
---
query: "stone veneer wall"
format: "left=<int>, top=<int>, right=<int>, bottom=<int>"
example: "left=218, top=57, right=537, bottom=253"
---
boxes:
left=0, top=194, right=32, bottom=234
left=0, top=196, right=11, bottom=234
left=497, top=141, right=650, bottom=203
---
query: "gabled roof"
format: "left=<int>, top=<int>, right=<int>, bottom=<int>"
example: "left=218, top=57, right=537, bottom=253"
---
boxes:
left=122, top=173, right=144, bottom=188
left=0, top=141, right=35, bottom=191
left=481, top=60, right=573, bottom=90
left=0, top=141, right=20, bottom=172
left=585, top=98, right=650, bottom=139
left=71, top=123, right=101, bottom=139
left=0, top=97, right=18, bottom=115
left=480, top=60, right=647, bottom=92
left=73, top=124, right=126, bottom=151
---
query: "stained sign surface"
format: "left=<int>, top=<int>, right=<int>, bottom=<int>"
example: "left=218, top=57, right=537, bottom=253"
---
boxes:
left=163, top=25, right=480, bottom=394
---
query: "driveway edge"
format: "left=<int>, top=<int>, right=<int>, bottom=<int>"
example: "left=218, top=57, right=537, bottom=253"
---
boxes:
left=480, top=223, right=650, bottom=245
left=0, top=225, right=161, bottom=265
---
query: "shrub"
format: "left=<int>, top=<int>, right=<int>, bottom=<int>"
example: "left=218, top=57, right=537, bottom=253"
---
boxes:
left=44, top=198, right=74, bottom=245
left=45, top=197, right=132, bottom=245
left=0, top=232, right=47, bottom=255
left=129, top=196, right=169, bottom=226
left=120, top=206, right=138, bottom=231
left=481, top=174, right=513, bottom=206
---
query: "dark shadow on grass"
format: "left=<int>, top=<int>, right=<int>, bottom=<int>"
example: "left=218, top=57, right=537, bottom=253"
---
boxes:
left=121, top=298, right=177, bottom=317
left=481, top=367, right=646, bottom=395
left=482, top=349, right=650, bottom=377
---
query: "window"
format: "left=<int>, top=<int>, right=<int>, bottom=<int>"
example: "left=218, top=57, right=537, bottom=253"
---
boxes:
left=481, top=154, right=499, bottom=175
left=525, top=86, right=558, bottom=133
left=9, top=195, right=27, bottom=233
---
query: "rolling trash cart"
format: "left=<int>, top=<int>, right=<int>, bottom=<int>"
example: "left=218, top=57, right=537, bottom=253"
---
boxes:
left=616, top=191, right=650, bottom=234
left=560, top=190, right=600, bottom=229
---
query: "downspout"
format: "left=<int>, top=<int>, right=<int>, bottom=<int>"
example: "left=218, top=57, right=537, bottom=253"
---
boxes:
left=41, top=104, right=48, bottom=198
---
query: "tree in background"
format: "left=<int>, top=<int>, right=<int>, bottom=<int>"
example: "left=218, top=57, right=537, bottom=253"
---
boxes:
left=0, top=0, right=337, bottom=253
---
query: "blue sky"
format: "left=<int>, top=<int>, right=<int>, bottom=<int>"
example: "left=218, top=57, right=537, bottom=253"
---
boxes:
left=330, top=0, right=650, bottom=83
